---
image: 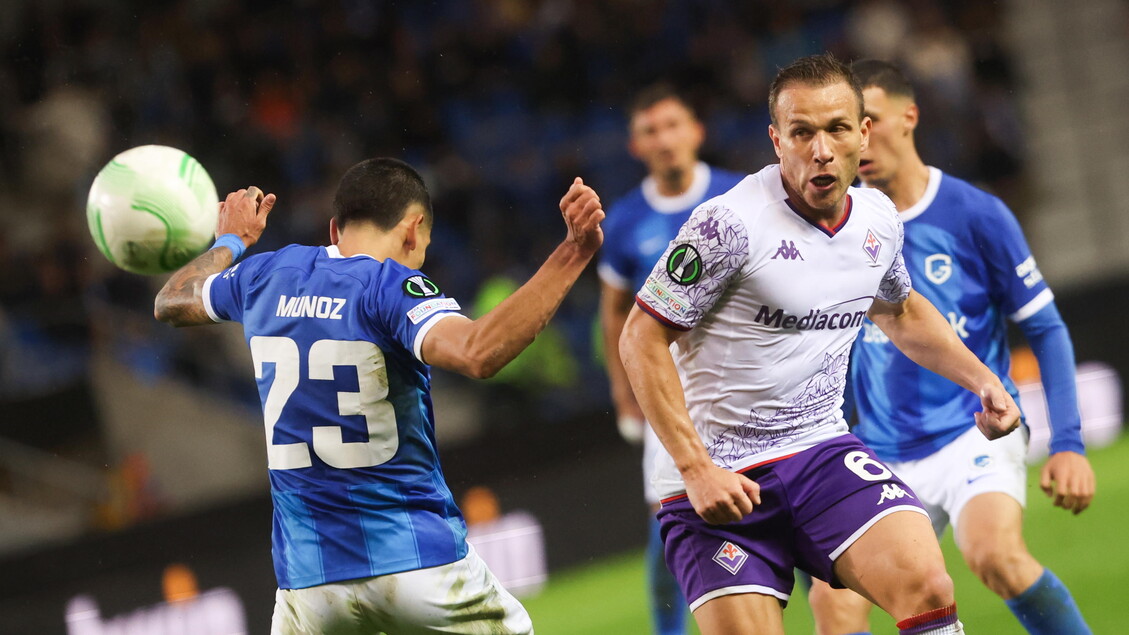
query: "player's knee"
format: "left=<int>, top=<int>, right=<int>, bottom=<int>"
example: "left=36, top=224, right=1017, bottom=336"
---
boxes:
left=908, top=568, right=955, bottom=612
left=962, top=542, right=1037, bottom=595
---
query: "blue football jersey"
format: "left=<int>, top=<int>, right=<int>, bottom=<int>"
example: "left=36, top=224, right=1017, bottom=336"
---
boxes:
left=598, top=163, right=745, bottom=293
left=852, top=168, right=1053, bottom=461
left=204, top=244, right=467, bottom=589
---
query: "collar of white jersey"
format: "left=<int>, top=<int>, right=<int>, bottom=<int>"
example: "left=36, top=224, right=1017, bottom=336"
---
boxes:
left=324, top=245, right=376, bottom=260
left=891, top=166, right=942, bottom=222
left=641, top=162, right=712, bottom=213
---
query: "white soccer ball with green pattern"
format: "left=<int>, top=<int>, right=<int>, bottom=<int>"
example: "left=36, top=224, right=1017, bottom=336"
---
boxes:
left=86, top=145, right=218, bottom=275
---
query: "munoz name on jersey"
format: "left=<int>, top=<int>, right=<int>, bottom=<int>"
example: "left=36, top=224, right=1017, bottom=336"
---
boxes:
left=275, top=294, right=347, bottom=320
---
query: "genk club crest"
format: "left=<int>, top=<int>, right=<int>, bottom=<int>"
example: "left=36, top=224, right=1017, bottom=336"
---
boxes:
left=712, top=541, right=748, bottom=575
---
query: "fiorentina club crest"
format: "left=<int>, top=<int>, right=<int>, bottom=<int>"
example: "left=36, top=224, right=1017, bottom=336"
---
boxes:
left=862, top=229, right=882, bottom=263
left=712, top=541, right=748, bottom=575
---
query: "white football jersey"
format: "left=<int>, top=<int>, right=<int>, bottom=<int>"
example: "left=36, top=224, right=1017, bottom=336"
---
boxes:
left=635, top=164, right=911, bottom=500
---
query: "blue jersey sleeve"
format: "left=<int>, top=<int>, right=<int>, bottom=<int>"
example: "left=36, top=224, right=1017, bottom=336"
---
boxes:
left=972, top=197, right=1051, bottom=320
left=203, top=252, right=271, bottom=323
left=1018, top=302, right=1085, bottom=454
left=366, top=267, right=463, bottom=362
left=598, top=204, right=635, bottom=291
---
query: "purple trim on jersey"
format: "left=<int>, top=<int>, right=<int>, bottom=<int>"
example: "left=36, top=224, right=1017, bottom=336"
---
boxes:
left=657, top=434, right=927, bottom=608
left=635, top=295, right=692, bottom=331
left=784, top=195, right=853, bottom=238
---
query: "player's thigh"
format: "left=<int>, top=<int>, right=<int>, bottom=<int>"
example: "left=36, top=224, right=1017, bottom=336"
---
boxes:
left=806, top=577, right=872, bottom=635
left=693, top=591, right=785, bottom=635
left=833, top=509, right=951, bottom=615
left=272, top=584, right=358, bottom=635
left=364, top=548, right=533, bottom=635
left=948, top=426, right=1029, bottom=544
left=955, top=492, right=1028, bottom=563
left=273, top=550, right=532, bottom=635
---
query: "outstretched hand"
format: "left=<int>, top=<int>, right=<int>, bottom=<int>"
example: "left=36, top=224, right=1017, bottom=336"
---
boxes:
left=1040, top=451, right=1095, bottom=515
left=216, top=186, right=277, bottom=248
left=559, top=177, right=604, bottom=256
left=973, top=383, right=1021, bottom=441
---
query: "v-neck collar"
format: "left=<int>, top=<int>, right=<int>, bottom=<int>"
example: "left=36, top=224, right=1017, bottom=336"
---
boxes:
left=784, top=194, right=853, bottom=238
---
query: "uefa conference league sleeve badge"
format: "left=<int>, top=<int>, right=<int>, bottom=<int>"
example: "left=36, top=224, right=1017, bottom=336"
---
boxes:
left=402, top=275, right=441, bottom=298
left=666, top=244, right=703, bottom=286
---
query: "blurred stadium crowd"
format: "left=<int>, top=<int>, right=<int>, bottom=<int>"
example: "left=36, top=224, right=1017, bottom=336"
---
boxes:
left=0, top=0, right=1024, bottom=532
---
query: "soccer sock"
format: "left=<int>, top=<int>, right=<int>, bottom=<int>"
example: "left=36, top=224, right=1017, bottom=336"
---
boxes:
left=1004, top=569, right=1091, bottom=635
left=646, top=515, right=687, bottom=635
left=896, top=604, right=963, bottom=634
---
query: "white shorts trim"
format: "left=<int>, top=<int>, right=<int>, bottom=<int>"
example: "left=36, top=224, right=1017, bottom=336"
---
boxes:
left=828, top=505, right=929, bottom=561
left=688, top=584, right=790, bottom=612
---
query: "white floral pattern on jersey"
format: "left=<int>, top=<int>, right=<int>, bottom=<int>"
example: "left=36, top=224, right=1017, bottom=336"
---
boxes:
left=638, top=204, right=749, bottom=329
left=877, top=215, right=911, bottom=303
left=707, top=351, right=849, bottom=468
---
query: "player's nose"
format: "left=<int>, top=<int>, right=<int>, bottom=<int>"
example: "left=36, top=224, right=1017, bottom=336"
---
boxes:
left=812, top=132, right=833, bottom=163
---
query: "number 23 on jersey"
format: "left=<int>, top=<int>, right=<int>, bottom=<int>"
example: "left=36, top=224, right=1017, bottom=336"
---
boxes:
left=250, top=336, right=399, bottom=470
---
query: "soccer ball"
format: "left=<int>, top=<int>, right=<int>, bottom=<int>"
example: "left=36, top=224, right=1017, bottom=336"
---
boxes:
left=86, top=145, right=219, bottom=275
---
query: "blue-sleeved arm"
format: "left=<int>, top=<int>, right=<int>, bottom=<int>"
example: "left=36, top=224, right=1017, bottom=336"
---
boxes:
left=1017, top=301, right=1084, bottom=455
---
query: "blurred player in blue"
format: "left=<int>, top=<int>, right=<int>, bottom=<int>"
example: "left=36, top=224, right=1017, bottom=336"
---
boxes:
left=598, top=83, right=744, bottom=635
left=154, top=158, right=604, bottom=634
left=806, top=60, right=1095, bottom=635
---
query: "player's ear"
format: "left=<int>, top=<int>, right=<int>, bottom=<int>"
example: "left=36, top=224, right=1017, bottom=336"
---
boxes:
left=403, top=211, right=425, bottom=251
left=329, top=217, right=341, bottom=246
left=768, top=124, right=783, bottom=158
left=903, top=102, right=919, bottom=136
left=859, top=116, right=872, bottom=153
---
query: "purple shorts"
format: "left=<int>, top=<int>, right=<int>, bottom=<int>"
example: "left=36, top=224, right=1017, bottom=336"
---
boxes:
left=657, top=434, right=927, bottom=610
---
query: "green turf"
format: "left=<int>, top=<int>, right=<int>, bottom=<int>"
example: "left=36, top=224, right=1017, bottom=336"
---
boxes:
left=524, top=432, right=1127, bottom=634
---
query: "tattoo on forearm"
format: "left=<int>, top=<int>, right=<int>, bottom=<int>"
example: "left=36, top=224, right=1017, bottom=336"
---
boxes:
left=155, top=247, right=233, bottom=326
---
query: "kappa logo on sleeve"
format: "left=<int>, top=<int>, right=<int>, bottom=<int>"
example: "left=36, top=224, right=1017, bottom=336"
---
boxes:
left=403, top=275, right=441, bottom=298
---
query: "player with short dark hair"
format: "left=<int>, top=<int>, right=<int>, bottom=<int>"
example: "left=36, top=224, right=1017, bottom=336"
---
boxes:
left=619, top=53, right=1020, bottom=635
left=806, top=58, right=1094, bottom=635
left=599, top=83, right=744, bottom=635
left=154, top=159, right=604, bottom=634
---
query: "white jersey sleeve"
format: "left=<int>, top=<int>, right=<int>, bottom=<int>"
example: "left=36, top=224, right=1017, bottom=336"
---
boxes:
left=877, top=212, right=912, bottom=303
left=635, top=203, right=749, bottom=330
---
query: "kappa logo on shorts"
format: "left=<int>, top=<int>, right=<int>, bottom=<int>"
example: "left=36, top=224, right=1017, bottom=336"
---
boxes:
left=712, top=541, right=748, bottom=575
left=876, top=483, right=913, bottom=506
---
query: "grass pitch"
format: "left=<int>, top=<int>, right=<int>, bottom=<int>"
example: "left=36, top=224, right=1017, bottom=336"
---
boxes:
left=524, top=432, right=1127, bottom=634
